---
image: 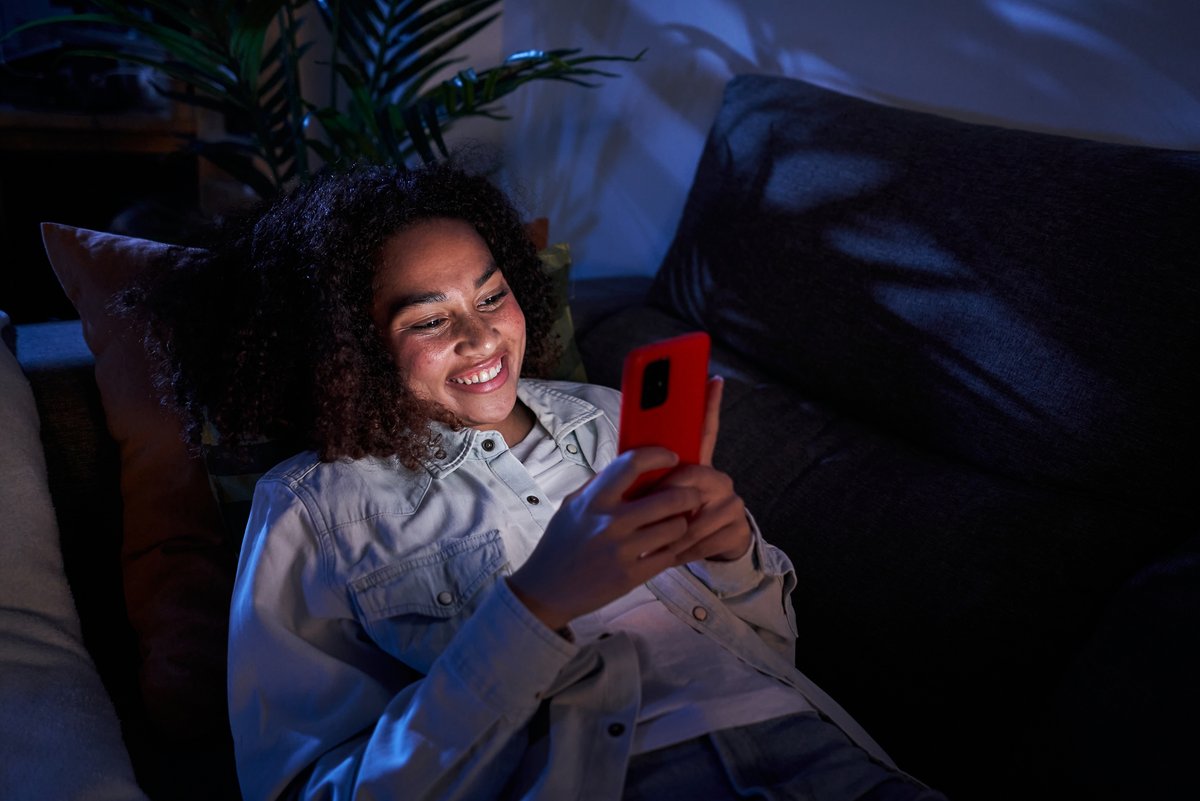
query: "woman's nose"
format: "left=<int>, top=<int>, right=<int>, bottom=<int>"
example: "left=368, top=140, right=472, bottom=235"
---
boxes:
left=454, top=313, right=498, bottom=354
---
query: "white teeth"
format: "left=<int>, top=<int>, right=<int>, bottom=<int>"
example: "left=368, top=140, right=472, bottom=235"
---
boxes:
left=451, top=362, right=502, bottom=385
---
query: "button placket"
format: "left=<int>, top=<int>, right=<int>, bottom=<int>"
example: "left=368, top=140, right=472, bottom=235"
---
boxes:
left=561, top=433, right=585, bottom=464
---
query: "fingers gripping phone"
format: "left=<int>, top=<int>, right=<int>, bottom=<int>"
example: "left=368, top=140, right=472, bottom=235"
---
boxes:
left=618, top=332, right=711, bottom=498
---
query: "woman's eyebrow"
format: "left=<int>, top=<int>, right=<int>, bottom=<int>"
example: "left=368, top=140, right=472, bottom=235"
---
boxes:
left=475, top=262, right=499, bottom=288
left=384, top=289, right=445, bottom=321
left=383, top=261, right=500, bottom=322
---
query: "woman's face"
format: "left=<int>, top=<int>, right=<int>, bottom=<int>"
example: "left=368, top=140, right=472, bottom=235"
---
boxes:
left=371, top=217, right=527, bottom=440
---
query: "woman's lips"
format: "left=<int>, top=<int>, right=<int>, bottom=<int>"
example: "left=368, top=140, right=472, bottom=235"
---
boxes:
left=447, top=355, right=506, bottom=390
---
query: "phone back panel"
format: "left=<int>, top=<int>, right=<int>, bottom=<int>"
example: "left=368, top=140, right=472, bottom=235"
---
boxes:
left=618, top=332, right=711, bottom=494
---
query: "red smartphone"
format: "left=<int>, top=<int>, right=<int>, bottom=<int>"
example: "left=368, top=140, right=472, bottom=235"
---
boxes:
left=618, top=332, right=711, bottom=498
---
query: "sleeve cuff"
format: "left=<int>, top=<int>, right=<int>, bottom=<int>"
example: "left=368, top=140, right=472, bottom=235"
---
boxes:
left=442, top=577, right=580, bottom=716
left=686, top=511, right=768, bottom=597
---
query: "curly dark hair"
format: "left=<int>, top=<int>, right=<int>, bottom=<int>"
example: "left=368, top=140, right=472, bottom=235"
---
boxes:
left=123, top=161, right=561, bottom=468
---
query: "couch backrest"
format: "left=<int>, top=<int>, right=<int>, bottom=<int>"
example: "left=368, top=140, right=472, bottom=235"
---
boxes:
left=652, top=73, right=1199, bottom=511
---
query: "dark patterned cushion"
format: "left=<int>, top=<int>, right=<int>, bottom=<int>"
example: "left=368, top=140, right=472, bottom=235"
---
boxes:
left=652, top=74, right=1200, bottom=511
left=634, top=74, right=1200, bottom=798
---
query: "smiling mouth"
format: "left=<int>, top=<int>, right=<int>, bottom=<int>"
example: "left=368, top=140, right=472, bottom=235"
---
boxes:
left=449, top=357, right=504, bottom=386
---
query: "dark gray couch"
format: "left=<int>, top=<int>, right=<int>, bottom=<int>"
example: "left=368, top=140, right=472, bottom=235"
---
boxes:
left=577, top=75, right=1200, bottom=800
left=5, top=74, right=1198, bottom=801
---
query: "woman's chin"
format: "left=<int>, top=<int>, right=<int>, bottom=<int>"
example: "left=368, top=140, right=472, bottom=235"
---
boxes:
left=448, top=385, right=521, bottom=430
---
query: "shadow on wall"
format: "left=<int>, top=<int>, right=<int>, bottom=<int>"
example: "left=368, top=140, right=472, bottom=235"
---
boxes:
left=497, top=0, right=1200, bottom=279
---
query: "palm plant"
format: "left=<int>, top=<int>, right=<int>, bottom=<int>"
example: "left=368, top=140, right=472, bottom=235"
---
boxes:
left=12, top=0, right=638, bottom=199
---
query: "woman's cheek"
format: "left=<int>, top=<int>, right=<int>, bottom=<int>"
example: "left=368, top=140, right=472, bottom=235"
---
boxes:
left=398, top=340, right=450, bottom=392
left=500, top=301, right=527, bottom=342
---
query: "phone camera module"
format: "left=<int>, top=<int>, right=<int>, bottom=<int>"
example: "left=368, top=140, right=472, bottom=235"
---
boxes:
left=640, top=358, right=671, bottom=410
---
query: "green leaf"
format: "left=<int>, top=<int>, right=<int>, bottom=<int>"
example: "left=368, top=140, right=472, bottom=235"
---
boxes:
left=315, top=107, right=381, bottom=163
left=305, top=136, right=341, bottom=167
left=419, top=98, right=448, bottom=157
left=400, top=103, right=434, bottom=163
left=376, top=12, right=499, bottom=99
left=230, top=0, right=292, bottom=90
left=396, top=57, right=464, bottom=108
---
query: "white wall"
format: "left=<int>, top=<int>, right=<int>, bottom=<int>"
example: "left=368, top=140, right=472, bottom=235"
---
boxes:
left=451, top=0, right=1200, bottom=279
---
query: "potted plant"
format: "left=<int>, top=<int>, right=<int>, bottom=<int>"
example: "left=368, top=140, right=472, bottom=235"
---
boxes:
left=10, top=0, right=639, bottom=199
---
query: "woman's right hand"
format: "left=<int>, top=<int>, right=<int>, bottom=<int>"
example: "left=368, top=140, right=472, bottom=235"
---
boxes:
left=506, top=447, right=702, bottom=632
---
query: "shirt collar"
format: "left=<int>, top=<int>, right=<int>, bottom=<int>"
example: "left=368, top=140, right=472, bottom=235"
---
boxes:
left=418, top=379, right=604, bottom=479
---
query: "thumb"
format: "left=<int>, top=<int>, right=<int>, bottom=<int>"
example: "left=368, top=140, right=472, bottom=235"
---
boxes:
left=699, top=375, right=724, bottom=466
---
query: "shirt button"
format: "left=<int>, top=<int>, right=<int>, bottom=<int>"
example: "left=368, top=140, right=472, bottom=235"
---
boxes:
left=566, top=444, right=579, bottom=455
left=527, top=495, right=540, bottom=505
left=607, top=723, right=625, bottom=737
left=481, top=439, right=495, bottom=452
left=436, top=591, right=454, bottom=606
left=692, top=606, right=709, bottom=622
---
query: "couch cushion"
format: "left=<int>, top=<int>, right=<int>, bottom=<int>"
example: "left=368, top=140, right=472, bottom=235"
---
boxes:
left=652, top=73, right=1200, bottom=511
left=580, top=302, right=1184, bottom=797
left=0, top=322, right=148, bottom=801
left=40, top=223, right=236, bottom=742
left=12, top=320, right=136, bottom=718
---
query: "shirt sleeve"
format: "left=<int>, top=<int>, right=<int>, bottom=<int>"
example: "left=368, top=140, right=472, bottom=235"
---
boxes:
left=685, top=511, right=799, bottom=659
left=228, top=478, right=580, bottom=801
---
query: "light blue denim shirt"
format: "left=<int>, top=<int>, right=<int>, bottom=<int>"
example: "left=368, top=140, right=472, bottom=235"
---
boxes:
left=227, top=379, right=894, bottom=801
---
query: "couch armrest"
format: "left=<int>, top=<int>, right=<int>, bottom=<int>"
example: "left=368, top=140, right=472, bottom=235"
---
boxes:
left=13, top=320, right=140, bottom=719
left=1, top=321, right=147, bottom=801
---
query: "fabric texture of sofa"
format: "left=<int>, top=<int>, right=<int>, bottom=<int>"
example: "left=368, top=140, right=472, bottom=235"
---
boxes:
left=580, top=74, right=1199, bottom=800
left=2, top=73, right=1197, bottom=801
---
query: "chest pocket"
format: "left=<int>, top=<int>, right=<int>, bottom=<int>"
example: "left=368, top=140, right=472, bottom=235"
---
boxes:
left=349, top=529, right=508, bottom=674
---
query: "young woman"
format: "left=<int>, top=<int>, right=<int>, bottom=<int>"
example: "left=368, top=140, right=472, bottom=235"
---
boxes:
left=132, top=161, right=945, bottom=801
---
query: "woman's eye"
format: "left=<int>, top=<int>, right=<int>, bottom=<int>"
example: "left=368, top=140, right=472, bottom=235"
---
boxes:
left=480, top=289, right=509, bottom=308
left=410, top=318, right=445, bottom=331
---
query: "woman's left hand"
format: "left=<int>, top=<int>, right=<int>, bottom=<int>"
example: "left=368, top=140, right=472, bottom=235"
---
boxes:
left=657, top=376, right=753, bottom=562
